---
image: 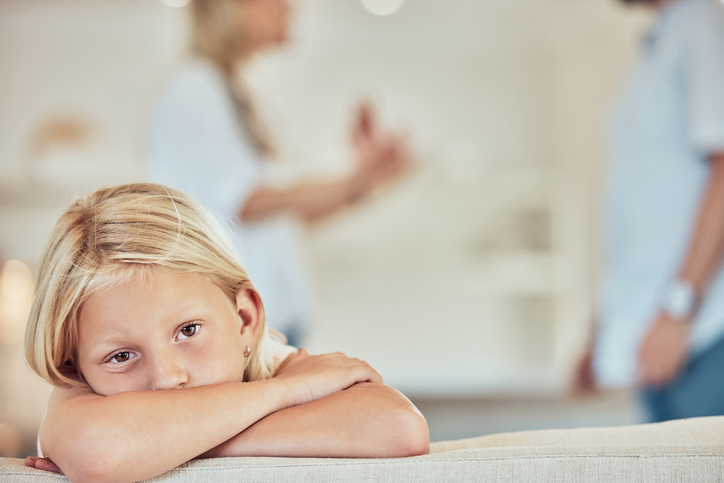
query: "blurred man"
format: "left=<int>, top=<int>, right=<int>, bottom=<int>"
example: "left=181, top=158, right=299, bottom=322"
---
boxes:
left=577, top=0, right=724, bottom=422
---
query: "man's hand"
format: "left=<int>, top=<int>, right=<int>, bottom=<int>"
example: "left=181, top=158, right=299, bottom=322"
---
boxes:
left=570, top=344, right=597, bottom=395
left=637, top=312, right=692, bottom=386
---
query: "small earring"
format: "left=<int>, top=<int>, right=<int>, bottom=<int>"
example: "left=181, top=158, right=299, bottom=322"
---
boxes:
left=243, top=344, right=251, bottom=358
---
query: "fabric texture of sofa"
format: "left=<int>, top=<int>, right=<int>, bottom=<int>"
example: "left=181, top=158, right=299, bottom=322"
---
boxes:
left=1, top=416, right=722, bottom=482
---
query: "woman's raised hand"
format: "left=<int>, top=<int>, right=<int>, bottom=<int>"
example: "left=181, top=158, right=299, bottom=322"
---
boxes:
left=273, top=349, right=382, bottom=406
left=348, top=103, right=413, bottom=201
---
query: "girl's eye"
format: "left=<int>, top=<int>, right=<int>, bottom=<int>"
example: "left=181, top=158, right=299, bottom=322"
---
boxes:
left=110, top=352, right=134, bottom=364
left=179, top=324, right=200, bottom=339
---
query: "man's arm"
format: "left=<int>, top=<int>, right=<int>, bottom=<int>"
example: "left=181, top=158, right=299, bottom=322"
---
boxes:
left=638, top=152, right=724, bottom=385
left=200, top=382, right=430, bottom=459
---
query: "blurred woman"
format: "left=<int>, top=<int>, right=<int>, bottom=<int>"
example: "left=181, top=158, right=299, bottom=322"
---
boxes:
left=147, top=0, right=410, bottom=346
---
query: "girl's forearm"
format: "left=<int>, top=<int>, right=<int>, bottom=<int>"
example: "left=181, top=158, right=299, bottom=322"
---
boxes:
left=200, top=383, right=430, bottom=459
left=42, top=379, right=291, bottom=483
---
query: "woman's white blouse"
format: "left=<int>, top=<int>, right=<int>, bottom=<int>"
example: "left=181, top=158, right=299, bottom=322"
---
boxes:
left=147, top=59, right=312, bottom=337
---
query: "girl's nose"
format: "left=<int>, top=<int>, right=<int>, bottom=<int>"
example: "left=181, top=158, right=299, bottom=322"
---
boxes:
left=150, top=352, right=188, bottom=390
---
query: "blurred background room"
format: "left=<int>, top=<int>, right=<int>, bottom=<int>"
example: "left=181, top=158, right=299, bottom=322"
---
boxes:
left=0, top=0, right=655, bottom=457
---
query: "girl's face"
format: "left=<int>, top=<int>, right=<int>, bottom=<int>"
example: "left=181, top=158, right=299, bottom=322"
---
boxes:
left=76, top=270, right=256, bottom=396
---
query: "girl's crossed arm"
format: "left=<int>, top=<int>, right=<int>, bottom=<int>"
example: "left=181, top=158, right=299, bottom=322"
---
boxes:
left=201, top=349, right=430, bottom=459
left=35, top=352, right=389, bottom=483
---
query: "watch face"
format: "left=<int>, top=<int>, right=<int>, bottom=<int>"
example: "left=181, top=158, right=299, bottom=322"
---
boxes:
left=661, top=279, right=697, bottom=320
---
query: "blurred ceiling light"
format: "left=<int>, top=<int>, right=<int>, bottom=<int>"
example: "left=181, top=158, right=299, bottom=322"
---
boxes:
left=0, top=260, right=33, bottom=346
left=160, top=0, right=191, bottom=8
left=360, top=0, right=406, bottom=16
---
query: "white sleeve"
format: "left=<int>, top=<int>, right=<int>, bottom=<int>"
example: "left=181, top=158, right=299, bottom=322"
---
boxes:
left=267, top=334, right=298, bottom=373
left=685, top=0, right=724, bottom=155
left=147, top=65, right=261, bottom=221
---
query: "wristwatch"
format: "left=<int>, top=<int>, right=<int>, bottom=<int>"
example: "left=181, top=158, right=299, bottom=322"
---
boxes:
left=659, top=278, right=699, bottom=321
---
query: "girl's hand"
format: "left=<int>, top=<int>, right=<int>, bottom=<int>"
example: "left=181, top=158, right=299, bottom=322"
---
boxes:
left=274, top=349, right=383, bottom=406
left=25, top=457, right=63, bottom=475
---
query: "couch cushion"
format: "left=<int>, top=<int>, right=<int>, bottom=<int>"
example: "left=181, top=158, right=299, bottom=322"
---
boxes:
left=2, top=417, right=722, bottom=482
left=430, top=416, right=724, bottom=453
left=3, top=453, right=723, bottom=483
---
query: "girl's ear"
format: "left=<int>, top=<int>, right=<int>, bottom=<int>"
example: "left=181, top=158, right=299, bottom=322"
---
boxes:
left=235, top=288, right=263, bottom=342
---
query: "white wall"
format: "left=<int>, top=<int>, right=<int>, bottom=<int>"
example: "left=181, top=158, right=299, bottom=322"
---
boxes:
left=0, top=0, right=651, bottom=450
left=248, top=0, right=650, bottom=394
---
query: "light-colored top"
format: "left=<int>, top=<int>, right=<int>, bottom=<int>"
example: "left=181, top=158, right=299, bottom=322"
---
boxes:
left=147, top=59, right=312, bottom=337
left=272, top=339, right=298, bottom=372
left=595, top=0, right=724, bottom=388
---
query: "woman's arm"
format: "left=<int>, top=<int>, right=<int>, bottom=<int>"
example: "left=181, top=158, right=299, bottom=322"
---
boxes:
left=241, top=137, right=410, bottom=224
left=241, top=178, right=364, bottom=224
left=38, top=352, right=380, bottom=483
left=240, top=106, right=412, bottom=224
left=200, top=382, right=430, bottom=459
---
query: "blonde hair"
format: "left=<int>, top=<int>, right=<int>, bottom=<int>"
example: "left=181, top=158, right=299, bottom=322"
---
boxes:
left=25, top=183, right=279, bottom=388
left=190, top=0, right=275, bottom=158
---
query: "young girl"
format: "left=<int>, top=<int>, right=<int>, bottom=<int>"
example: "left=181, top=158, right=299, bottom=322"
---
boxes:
left=23, top=183, right=429, bottom=483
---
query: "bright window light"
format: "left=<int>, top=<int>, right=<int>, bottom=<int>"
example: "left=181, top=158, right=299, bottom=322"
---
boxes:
left=0, top=260, right=33, bottom=346
left=360, top=0, right=406, bottom=16
left=160, top=0, right=191, bottom=8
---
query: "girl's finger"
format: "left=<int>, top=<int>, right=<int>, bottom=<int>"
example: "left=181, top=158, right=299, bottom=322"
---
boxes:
left=40, top=459, right=62, bottom=474
left=26, top=457, right=63, bottom=474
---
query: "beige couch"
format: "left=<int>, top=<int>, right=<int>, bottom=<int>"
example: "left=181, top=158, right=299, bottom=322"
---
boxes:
left=1, top=417, right=722, bottom=482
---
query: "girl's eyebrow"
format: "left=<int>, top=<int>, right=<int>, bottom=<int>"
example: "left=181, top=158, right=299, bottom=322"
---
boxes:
left=85, top=294, right=212, bottom=349
left=91, top=335, right=134, bottom=354
left=97, top=335, right=122, bottom=345
left=166, top=301, right=207, bottom=323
